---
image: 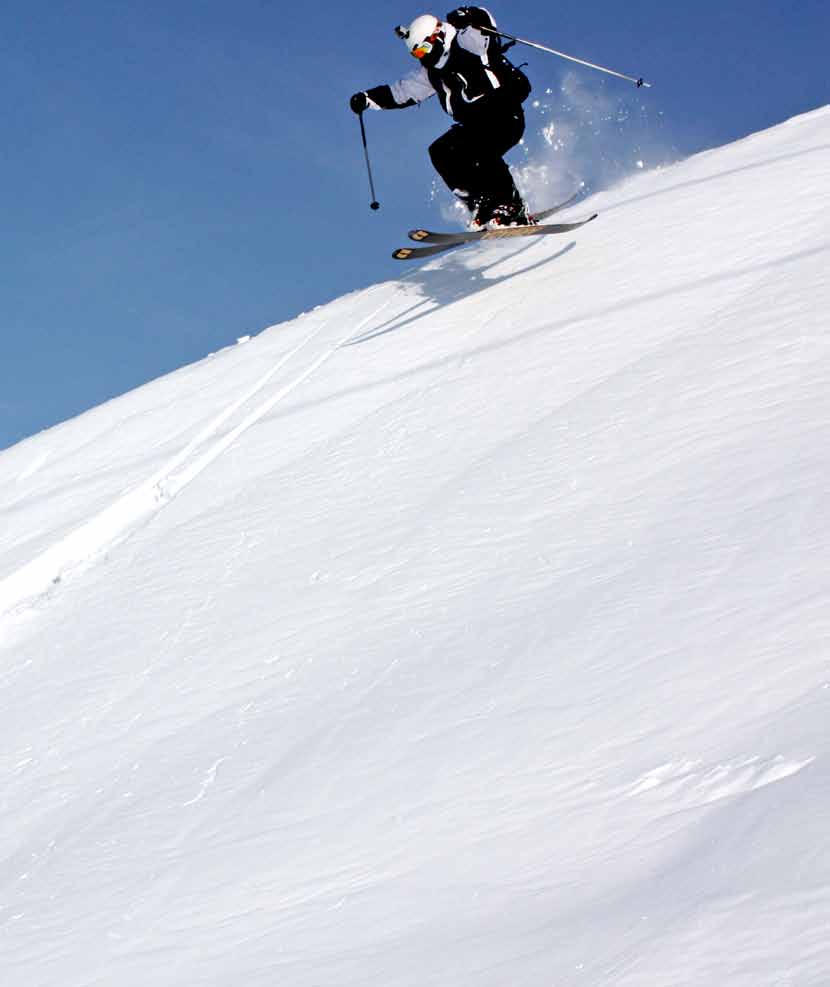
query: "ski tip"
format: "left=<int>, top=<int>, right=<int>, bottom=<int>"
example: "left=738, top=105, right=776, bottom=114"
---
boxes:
left=393, top=247, right=416, bottom=260
left=408, top=229, right=431, bottom=242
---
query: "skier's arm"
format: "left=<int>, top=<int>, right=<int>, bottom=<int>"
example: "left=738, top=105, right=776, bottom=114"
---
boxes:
left=446, top=6, right=497, bottom=57
left=351, top=68, right=435, bottom=113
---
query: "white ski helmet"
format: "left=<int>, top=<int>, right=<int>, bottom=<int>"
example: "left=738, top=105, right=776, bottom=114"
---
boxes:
left=394, top=14, right=455, bottom=65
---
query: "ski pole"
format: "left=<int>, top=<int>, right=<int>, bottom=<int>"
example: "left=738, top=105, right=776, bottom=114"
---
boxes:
left=357, top=112, right=381, bottom=211
left=481, top=27, right=652, bottom=88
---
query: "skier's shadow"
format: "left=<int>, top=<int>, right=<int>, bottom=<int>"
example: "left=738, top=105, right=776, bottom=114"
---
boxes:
left=347, top=239, right=577, bottom=346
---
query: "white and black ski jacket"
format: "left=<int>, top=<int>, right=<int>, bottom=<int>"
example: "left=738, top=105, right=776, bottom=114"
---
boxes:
left=365, top=8, right=530, bottom=125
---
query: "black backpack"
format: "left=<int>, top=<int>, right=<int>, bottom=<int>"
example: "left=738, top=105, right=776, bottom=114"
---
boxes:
left=490, top=35, right=532, bottom=103
left=501, top=56, right=532, bottom=103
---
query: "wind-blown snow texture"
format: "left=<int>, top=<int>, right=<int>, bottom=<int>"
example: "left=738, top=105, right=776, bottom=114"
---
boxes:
left=2, top=108, right=829, bottom=986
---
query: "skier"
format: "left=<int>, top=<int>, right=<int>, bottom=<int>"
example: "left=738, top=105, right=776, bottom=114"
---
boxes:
left=350, top=7, right=533, bottom=229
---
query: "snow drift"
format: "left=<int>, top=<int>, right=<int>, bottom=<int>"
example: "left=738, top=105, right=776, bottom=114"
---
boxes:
left=1, top=107, right=829, bottom=986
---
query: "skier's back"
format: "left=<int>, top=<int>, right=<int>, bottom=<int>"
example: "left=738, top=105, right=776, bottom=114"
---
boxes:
left=350, top=7, right=532, bottom=228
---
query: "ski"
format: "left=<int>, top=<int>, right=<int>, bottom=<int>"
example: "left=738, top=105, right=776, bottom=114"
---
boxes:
left=408, top=214, right=597, bottom=245
left=392, top=242, right=467, bottom=261
left=407, top=189, right=585, bottom=245
left=392, top=214, right=597, bottom=261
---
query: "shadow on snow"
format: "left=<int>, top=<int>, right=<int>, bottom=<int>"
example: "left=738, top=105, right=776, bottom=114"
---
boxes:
left=347, top=239, right=578, bottom=346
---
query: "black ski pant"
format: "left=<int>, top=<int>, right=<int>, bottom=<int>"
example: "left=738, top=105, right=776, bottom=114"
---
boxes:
left=428, top=106, right=525, bottom=213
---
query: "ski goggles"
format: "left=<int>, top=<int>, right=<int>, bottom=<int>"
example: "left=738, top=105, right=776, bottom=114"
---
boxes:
left=410, top=25, right=443, bottom=59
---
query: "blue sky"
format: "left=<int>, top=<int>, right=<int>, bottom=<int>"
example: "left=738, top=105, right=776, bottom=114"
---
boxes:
left=2, top=0, right=828, bottom=450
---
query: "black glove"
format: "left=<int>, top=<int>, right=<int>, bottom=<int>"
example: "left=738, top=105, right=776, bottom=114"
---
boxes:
left=350, top=91, right=369, bottom=114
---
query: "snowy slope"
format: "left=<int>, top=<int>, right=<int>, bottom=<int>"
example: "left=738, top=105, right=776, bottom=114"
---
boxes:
left=1, top=107, right=829, bottom=987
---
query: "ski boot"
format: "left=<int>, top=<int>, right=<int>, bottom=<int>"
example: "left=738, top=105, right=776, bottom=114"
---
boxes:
left=468, top=193, right=498, bottom=231
left=487, top=200, right=536, bottom=229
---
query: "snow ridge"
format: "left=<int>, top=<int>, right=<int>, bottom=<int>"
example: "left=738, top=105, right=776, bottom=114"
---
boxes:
left=1, top=107, right=829, bottom=987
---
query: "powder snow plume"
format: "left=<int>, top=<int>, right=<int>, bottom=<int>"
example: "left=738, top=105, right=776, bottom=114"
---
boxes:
left=437, top=68, right=678, bottom=226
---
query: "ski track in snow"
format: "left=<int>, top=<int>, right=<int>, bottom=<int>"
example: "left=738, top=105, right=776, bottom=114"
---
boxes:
left=15, top=451, right=51, bottom=483
left=0, top=284, right=417, bottom=618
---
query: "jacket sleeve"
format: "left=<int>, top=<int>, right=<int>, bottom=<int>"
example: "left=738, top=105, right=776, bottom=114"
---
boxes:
left=365, top=68, right=435, bottom=110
